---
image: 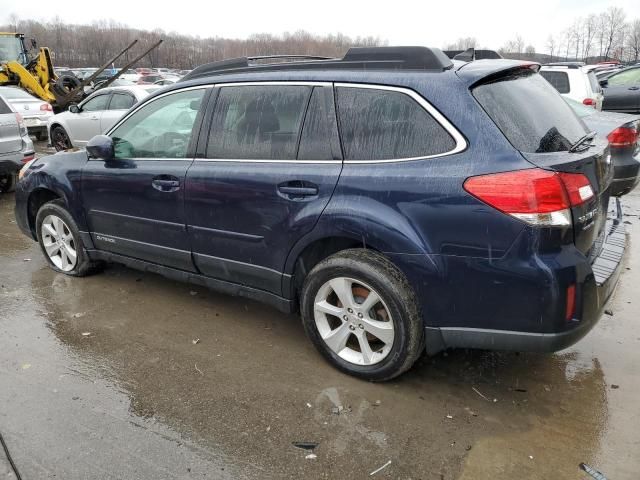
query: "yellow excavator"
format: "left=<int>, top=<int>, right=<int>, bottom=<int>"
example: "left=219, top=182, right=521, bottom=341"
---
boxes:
left=0, top=32, right=162, bottom=112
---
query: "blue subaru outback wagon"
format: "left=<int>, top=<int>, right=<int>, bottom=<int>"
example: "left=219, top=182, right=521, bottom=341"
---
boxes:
left=15, top=47, right=625, bottom=380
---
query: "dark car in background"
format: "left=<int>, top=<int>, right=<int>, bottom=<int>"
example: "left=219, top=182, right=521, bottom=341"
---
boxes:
left=14, top=47, right=625, bottom=380
left=566, top=97, right=640, bottom=196
left=601, top=66, right=640, bottom=114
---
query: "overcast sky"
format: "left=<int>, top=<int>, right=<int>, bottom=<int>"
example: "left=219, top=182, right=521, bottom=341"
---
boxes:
left=2, top=0, right=640, bottom=52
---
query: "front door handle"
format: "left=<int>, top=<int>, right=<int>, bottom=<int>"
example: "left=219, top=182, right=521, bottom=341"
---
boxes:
left=629, top=86, right=640, bottom=90
left=152, top=176, right=180, bottom=192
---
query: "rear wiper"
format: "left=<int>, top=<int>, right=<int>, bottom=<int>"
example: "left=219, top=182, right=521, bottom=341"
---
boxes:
left=568, top=131, right=597, bottom=153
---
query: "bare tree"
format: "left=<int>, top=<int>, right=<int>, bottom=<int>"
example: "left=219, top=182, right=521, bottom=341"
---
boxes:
left=601, top=7, right=626, bottom=60
left=546, top=35, right=557, bottom=61
left=627, top=19, right=640, bottom=62
left=524, top=45, right=535, bottom=58
left=582, top=14, right=598, bottom=60
left=444, top=37, right=477, bottom=51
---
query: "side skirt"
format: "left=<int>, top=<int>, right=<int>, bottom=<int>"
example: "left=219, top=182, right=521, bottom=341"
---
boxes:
left=86, top=249, right=295, bottom=314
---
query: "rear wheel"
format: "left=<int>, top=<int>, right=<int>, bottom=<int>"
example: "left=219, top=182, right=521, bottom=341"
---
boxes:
left=51, top=126, right=72, bottom=151
left=300, top=249, right=423, bottom=381
left=36, top=200, right=102, bottom=276
left=0, top=173, right=16, bottom=193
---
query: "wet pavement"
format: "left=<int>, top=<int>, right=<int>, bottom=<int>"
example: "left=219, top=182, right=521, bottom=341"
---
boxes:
left=1, top=146, right=639, bottom=479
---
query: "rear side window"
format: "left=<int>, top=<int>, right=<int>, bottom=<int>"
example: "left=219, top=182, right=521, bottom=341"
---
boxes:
left=608, top=68, right=640, bottom=86
left=298, top=88, right=334, bottom=160
left=207, top=85, right=311, bottom=160
left=0, top=97, right=11, bottom=114
left=473, top=71, right=588, bottom=153
left=109, top=93, right=135, bottom=110
left=336, top=87, right=455, bottom=160
left=539, top=71, right=570, bottom=94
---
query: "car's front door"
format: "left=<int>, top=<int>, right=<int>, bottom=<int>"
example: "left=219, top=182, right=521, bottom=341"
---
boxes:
left=602, top=68, right=640, bottom=113
left=185, top=84, right=343, bottom=294
left=66, top=93, right=111, bottom=146
left=82, top=87, right=208, bottom=271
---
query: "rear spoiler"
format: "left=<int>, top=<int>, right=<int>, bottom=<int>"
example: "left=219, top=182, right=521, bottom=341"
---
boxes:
left=456, top=61, right=541, bottom=87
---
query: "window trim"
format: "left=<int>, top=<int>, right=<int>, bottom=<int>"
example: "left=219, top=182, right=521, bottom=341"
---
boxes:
left=106, top=82, right=466, bottom=165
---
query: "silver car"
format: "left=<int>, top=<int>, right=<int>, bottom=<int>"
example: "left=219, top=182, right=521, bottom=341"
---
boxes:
left=0, top=86, right=54, bottom=141
left=0, top=94, right=35, bottom=193
left=47, top=85, right=156, bottom=151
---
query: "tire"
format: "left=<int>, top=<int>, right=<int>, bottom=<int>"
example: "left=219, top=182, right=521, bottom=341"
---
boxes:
left=51, top=75, right=81, bottom=98
left=0, top=173, right=16, bottom=193
left=51, top=126, right=72, bottom=151
left=35, top=199, right=102, bottom=276
left=300, top=249, right=423, bottom=381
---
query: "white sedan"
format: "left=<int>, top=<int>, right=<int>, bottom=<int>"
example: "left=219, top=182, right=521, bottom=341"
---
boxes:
left=47, top=86, right=157, bottom=151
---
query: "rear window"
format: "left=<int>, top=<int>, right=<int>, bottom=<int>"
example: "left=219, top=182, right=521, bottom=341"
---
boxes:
left=587, top=71, right=601, bottom=93
left=336, top=87, right=455, bottom=160
left=0, top=88, right=35, bottom=100
left=473, top=71, right=588, bottom=153
left=539, top=71, right=570, bottom=94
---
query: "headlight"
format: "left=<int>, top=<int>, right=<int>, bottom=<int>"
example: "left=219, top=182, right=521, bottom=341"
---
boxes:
left=18, top=158, right=37, bottom=180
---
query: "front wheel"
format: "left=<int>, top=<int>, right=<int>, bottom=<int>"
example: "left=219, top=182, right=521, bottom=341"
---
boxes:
left=36, top=200, right=102, bottom=276
left=51, top=126, right=72, bottom=151
left=300, top=249, right=423, bottom=381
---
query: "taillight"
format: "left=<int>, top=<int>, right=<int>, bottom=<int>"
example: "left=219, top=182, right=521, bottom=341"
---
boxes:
left=582, top=98, right=596, bottom=107
left=14, top=113, right=27, bottom=135
left=607, top=127, right=638, bottom=147
left=463, top=168, right=594, bottom=227
left=40, top=103, right=53, bottom=111
left=22, top=152, right=35, bottom=163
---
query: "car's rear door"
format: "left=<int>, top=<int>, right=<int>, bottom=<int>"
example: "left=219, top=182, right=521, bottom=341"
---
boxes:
left=66, top=92, right=111, bottom=146
left=0, top=96, right=21, bottom=155
left=101, top=91, right=136, bottom=133
left=81, top=87, right=209, bottom=271
left=602, top=68, right=640, bottom=113
left=185, top=83, right=342, bottom=294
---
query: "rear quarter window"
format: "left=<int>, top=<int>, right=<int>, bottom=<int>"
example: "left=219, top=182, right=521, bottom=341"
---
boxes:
left=539, top=71, right=570, bottom=94
left=473, top=70, right=588, bottom=153
left=336, top=87, right=456, bottom=160
left=0, top=97, right=11, bottom=114
left=587, top=71, right=601, bottom=94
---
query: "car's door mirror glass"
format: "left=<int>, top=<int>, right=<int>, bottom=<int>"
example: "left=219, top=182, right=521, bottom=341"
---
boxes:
left=86, top=135, right=114, bottom=161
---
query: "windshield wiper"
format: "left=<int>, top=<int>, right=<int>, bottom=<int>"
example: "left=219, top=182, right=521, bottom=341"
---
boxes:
left=568, top=131, right=597, bottom=153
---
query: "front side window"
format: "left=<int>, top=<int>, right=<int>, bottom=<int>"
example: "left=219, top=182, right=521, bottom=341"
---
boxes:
left=82, top=94, right=110, bottom=112
left=109, top=93, right=135, bottom=110
left=207, top=85, right=311, bottom=160
left=336, top=87, right=456, bottom=160
left=539, top=71, right=571, bottom=94
left=608, top=68, right=640, bottom=86
left=110, top=88, right=205, bottom=159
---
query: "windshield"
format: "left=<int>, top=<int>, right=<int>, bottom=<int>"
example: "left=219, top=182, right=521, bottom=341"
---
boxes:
left=0, top=36, right=26, bottom=64
left=473, top=70, right=588, bottom=153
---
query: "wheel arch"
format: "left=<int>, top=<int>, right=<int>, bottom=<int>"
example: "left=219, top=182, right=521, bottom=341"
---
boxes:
left=26, top=187, right=63, bottom=238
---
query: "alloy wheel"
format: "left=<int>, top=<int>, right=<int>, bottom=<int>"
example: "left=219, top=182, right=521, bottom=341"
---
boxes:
left=41, top=214, right=77, bottom=271
left=313, top=277, right=395, bottom=365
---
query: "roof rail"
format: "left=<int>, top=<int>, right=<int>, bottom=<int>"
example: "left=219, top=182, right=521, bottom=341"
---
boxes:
left=180, top=46, right=454, bottom=82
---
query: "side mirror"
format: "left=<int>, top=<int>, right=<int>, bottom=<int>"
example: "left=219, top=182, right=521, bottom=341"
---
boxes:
left=86, top=135, right=114, bottom=161
left=69, top=104, right=80, bottom=114
left=599, top=79, right=608, bottom=88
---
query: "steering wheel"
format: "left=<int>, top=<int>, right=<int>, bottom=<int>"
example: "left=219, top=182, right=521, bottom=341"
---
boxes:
left=152, top=131, right=189, bottom=158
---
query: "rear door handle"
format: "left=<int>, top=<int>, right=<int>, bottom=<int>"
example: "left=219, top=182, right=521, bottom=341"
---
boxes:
left=152, top=176, right=180, bottom=192
left=277, top=181, right=319, bottom=198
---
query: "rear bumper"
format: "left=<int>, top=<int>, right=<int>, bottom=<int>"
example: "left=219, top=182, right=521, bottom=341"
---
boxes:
left=424, top=197, right=626, bottom=354
left=610, top=149, right=640, bottom=196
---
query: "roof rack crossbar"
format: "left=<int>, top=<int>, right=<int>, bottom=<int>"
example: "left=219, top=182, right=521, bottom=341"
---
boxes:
left=180, top=46, right=454, bottom=82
